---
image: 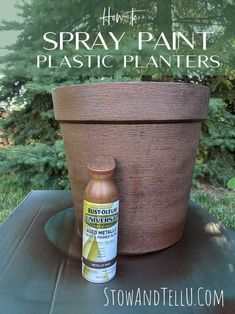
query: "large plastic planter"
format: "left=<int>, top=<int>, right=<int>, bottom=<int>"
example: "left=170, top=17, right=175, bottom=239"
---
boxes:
left=52, top=82, right=210, bottom=255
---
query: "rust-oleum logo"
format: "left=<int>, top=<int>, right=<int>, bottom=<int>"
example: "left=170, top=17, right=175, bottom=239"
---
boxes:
left=88, top=206, right=118, bottom=215
left=85, top=214, right=118, bottom=229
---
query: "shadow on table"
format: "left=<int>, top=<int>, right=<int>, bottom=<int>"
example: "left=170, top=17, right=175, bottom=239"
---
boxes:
left=43, top=202, right=235, bottom=286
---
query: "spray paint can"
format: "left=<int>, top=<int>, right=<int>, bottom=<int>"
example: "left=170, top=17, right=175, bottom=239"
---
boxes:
left=82, top=156, right=119, bottom=283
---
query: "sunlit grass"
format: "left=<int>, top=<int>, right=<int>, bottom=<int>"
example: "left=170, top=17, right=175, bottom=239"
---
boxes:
left=0, top=181, right=30, bottom=223
left=191, top=186, right=235, bottom=231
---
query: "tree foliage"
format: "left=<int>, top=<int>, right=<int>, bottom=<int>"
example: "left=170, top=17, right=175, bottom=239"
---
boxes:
left=0, top=0, right=234, bottom=189
left=0, top=140, right=69, bottom=189
left=195, top=98, right=235, bottom=186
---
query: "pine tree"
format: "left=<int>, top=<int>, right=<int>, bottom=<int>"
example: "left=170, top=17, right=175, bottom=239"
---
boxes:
left=0, top=0, right=234, bottom=189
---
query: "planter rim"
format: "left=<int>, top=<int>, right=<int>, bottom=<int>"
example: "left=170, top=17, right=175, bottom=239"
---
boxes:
left=52, top=81, right=209, bottom=92
left=52, top=82, right=210, bottom=122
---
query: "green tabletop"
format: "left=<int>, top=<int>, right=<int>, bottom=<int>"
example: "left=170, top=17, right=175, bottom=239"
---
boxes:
left=0, top=191, right=234, bottom=314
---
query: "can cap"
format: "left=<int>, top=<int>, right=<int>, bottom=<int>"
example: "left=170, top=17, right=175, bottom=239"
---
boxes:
left=87, top=156, right=116, bottom=178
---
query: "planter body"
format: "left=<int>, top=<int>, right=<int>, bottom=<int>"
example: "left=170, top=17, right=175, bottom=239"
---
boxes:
left=52, top=82, right=209, bottom=254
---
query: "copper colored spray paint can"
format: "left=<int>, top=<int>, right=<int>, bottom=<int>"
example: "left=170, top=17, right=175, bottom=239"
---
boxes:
left=82, top=156, right=119, bottom=283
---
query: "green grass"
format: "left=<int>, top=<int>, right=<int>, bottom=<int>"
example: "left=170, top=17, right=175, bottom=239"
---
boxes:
left=191, top=186, right=235, bottom=231
left=0, top=182, right=30, bottom=223
left=0, top=181, right=234, bottom=231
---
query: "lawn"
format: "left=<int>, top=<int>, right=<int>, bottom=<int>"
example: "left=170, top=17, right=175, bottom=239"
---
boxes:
left=190, top=185, right=235, bottom=231
left=0, top=182, right=234, bottom=230
left=0, top=182, right=30, bottom=223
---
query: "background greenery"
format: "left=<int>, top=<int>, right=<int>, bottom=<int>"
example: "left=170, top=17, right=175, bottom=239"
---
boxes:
left=0, top=0, right=234, bottom=227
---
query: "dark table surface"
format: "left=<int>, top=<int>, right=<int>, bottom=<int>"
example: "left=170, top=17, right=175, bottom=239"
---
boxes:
left=0, top=190, right=234, bottom=314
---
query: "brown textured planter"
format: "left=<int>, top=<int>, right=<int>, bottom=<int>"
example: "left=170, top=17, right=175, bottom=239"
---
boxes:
left=52, top=82, right=209, bottom=255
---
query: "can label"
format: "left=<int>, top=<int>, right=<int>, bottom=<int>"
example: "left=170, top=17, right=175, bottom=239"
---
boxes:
left=82, top=199, right=119, bottom=283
